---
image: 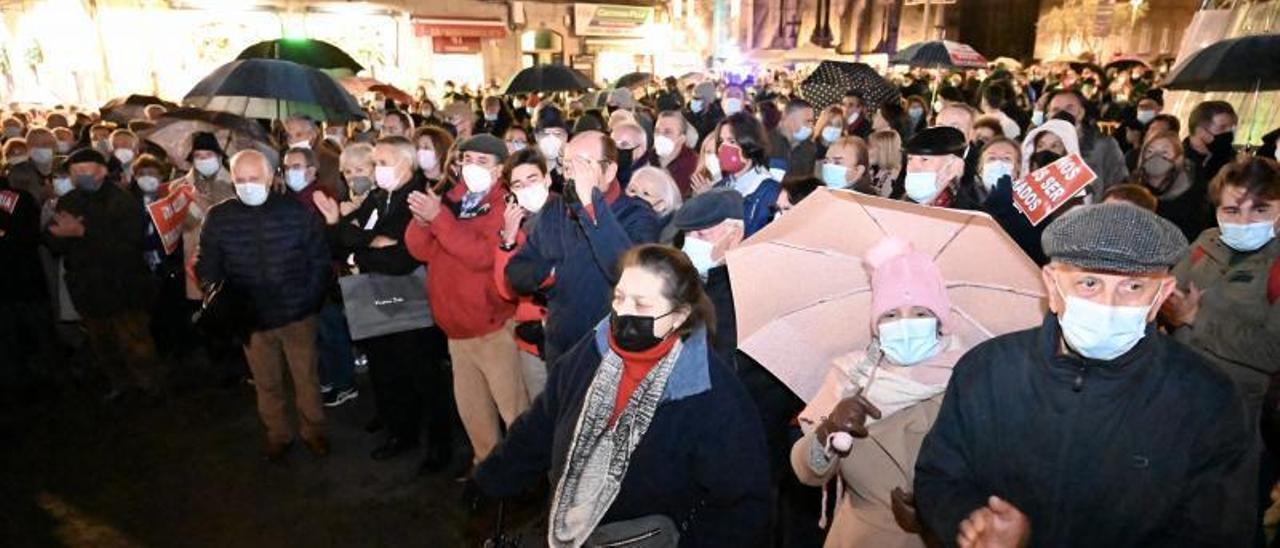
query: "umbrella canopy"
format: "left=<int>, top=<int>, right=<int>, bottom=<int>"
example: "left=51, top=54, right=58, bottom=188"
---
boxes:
left=1162, top=33, right=1280, bottom=92
left=100, top=94, right=179, bottom=124
left=800, top=60, right=900, bottom=110
left=338, top=77, right=414, bottom=105
left=236, top=38, right=363, bottom=73
left=502, top=64, right=597, bottom=95
left=613, top=72, right=653, bottom=89
left=1104, top=55, right=1148, bottom=72
left=183, top=58, right=365, bottom=122
left=891, top=40, right=988, bottom=69
left=140, top=108, right=272, bottom=163
left=989, top=57, right=1023, bottom=71
left=727, top=189, right=1046, bottom=401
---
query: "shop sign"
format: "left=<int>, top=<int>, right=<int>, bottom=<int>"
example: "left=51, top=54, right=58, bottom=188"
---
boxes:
left=433, top=36, right=483, bottom=54
left=573, top=3, right=654, bottom=38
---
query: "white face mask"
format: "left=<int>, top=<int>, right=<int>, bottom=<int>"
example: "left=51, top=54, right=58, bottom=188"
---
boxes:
left=136, top=175, right=161, bottom=193
left=31, top=147, right=53, bottom=165
left=461, top=163, right=494, bottom=194
left=538, top=135, right=564, bottom=160
left=846, top=111, right=860, bottom=125
left=53, top=177, right=74, bottom=197
left=515, top=184, right=550, bottom=212
left=113, top=148, right=135, bottom=164
left=690, top=99, right=705, bottom=113
left=325, top=133, right=345, bottom=145
left=821, top=126, right=842, bottom=144
left=878, top=317, right=942, bottom=366
left=703, top=153, right=722, bottom=181
left=654, top=135, right=677, bottom=158
left=417, top=149, right=437, bottom=171
left=289, top=140, right=311, bottom=150
left=235, top=182, right=269, bottom=206
left=56, top=141, right=72, bottom=154
left=374, top=165, right=400, bottom=191
left=1135, top=110, right=1155, bottom=125
left=821, top=163, right=849, bottom=188
left=904, top=171, right=941, bottom=204
left=194, top=157, right=221, bottom=177
left=1055, top=278, right=1158, bottom=361
left=681, top=236, right=718, bottom=276
left=1219, top=221, right=1276, bottom=252
left=723, top=97, right=744, bottom=115
left=285, top=168, right=309, bottom=191
left=981, top=160, right=1014, bottom=190
left=1031, top=110, right=1046, bottom=127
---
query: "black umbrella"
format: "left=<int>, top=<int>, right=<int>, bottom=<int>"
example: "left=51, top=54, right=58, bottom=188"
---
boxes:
left=236, top=38, right=363, bottom=73
left=891, top=40, right=988, bottom=69
left=502, top=64, right=597, bottom=95
left=799, top=60, right=900, bottom=110
left=183, top=58, right=364, bottom=122
left=613, top=72, right=653, bottom=89
left=1162, top=33, right=1280, bottom=92
left=100, top=94, right=178, bottom=124
left=141, top=108, right=273, bottom=162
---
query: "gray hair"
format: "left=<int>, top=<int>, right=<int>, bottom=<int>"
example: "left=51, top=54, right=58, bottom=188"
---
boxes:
left=339, top=142, right=375, bottom=170
left=628, top=166, right=683, bottom=215
left=375, top=136, right=415, bottom=167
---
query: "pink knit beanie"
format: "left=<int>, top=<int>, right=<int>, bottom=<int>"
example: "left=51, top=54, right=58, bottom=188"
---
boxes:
left=866, top=237, right=952, bottom=332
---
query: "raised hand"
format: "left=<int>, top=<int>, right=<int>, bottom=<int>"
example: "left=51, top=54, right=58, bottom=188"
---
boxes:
left=958, top=496, right=1030, bottom=548
left=407, top=189, right=442, bottom=225
left=312, top=192, right=340, bottom=225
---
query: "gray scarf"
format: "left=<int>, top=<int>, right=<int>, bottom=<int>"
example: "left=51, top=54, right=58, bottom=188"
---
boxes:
left=548, top=341, right=684, bottom=548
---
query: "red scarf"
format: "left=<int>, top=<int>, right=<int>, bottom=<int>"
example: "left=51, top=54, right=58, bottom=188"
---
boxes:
left=606, top=331, right=678, bottom=425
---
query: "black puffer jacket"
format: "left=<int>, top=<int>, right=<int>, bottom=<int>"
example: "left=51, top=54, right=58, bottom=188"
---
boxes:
left=195, top=193, right=331, bottom=330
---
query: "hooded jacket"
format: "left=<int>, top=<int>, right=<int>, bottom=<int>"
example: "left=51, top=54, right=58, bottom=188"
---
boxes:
left=914, top=314, right=1254, bottom=547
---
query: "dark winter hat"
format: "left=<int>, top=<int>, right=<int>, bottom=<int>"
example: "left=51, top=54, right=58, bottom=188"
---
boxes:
left=674, top=189, right=744, bottom=231
left=535, top=105, right=568, bottom=133
left=458, top=134, right=509, bottom=162
left=188, top=131, right=224, bottom=161
left=1042, top=203, right=1188, bottom=274
left=904, top=126, right=967, bottom=158
left=66, top=147, right=108, bottom=167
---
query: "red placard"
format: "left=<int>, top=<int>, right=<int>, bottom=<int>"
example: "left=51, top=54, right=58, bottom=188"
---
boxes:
left=0, top=190, right=18, bottom=214
left=1012, top=153, right=1096, bottom=226
left=146, top=183, right=194, bottom=255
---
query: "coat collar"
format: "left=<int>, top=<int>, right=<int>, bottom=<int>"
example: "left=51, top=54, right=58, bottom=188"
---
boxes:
left=592, top=318, right=712, bottom=403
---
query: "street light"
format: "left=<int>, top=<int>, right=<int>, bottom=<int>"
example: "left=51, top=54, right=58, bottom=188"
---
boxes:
left=811, top=0, right=834, bottom=48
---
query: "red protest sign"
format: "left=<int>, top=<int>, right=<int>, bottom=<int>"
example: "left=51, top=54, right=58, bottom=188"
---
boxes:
left=146, top=183, right=194, bottom=255
left=1011, top=153, right=1096, bottom=226
left=0, top=190, right=18, bottom=214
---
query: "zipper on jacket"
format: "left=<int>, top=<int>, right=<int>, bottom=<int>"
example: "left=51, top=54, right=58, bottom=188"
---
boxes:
left=1072, top=364, right=1086, bottom=392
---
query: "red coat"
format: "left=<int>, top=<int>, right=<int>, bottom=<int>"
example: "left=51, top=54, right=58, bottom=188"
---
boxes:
left=405, top=184, right=515, bottom=339
left=494, top=227, right=553, bottom=356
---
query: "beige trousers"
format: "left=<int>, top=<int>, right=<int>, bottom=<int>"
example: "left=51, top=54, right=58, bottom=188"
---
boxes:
left=244, top=315, right=325, bottom=445
left=448, top=322, right=530, bottom=464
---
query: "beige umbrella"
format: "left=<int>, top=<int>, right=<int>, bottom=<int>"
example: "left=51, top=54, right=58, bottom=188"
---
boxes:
left=727, top=189, right=1048, bottom=401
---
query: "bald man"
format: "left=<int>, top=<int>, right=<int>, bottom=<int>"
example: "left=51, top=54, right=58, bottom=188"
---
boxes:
left=196, top=149, right=333, bottom=461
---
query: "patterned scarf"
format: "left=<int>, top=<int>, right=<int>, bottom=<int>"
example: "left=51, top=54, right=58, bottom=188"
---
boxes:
left=548, top=341, right=684, bottom=548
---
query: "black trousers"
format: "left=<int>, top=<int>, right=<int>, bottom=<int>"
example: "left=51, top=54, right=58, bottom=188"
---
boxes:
left=365, top=326, right=452, bottom=448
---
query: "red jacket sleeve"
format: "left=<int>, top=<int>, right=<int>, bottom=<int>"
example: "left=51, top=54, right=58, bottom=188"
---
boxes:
left=403, top=218, right=437, bottom=263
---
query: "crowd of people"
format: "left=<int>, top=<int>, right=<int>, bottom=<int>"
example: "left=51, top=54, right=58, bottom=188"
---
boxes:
left=2, top=57, right=1280, bottom=547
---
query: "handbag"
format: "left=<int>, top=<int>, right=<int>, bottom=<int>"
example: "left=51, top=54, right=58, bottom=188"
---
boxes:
left=585, top=515, right=680, bottom=548
left=338, top=265, right=433, bottom=340
left=192, top=280, right=257, bottom=345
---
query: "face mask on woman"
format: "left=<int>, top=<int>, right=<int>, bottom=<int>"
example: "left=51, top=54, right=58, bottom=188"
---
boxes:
left=610, top=310, right=676, bottom=352
left=136, top=175, right=161, bottom=194
left=878, top=317, right=942, bottom=366
left=716, top=143, right=747, bottom=175
left=417, top=149, right=437, bottom=171
left=703, top=153, right=722, bottom=181
left=981, top=161, right=1014, bottom=190
left=821, top=126, right=842, bottom=144
left=348, top=175, right=374, bottom=196
left=1142, top=156, right=1175, bottom=178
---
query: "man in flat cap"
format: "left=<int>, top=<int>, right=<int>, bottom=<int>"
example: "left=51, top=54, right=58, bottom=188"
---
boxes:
left=914, top=203, right=1254, bottom=547
left=902, top=126, right=969, bottom=208
left=47, top=148, right=163, bottom=402
left=674, top=188, right=745, bottom=366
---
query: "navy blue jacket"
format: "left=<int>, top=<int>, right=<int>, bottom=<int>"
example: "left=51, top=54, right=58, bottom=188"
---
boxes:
left=195, top=193, right=331, bottom=330
left=506, top=185, right=659, bottom=362
left=915, top=314, right=1254, bottom=547
left=476, top=321, right=770, bottom=547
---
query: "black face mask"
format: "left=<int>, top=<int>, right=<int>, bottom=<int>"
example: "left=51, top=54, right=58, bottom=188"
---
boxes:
left=1030, top=150, right=1063, bottom=171
left=1211, top=131, right=1235, bottom=155
left=610, top=310, right=674, bottom=352
left=616, top=147, right=636, bottom=186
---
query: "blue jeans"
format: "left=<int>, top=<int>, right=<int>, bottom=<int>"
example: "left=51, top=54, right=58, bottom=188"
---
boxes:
left=316, top=300, right=355, bottom=391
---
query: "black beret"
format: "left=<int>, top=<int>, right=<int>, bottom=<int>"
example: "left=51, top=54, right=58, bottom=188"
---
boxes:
left=188, top=131, right=224, bottom=161
left=1042, top=203, right=1188, bottom=274
left=458, top=134, right=508, bottom=162
left=66, top=148, right=108, bottom=167
left=904, top=126, right=967, bottom=158
left=673, top=189, right=745, bottom=231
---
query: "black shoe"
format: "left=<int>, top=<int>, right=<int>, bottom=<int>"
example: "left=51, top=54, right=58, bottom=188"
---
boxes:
left=417, top=446, right=453, bottom=476
left=452, top=462, right=474, bottom=483
left=370, top=436, right=418, bottom=460
left=364, top=416, right=384, bottom=433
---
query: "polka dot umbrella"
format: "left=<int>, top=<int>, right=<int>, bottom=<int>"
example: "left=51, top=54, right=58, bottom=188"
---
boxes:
left=799, top=60, right=900, bottom=110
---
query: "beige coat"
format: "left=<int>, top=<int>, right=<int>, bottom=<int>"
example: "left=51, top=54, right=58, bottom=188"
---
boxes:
left=171, top=167, right=235, bottom=300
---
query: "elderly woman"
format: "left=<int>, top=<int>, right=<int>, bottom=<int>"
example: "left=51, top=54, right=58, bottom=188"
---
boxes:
left=626, top=165, right=684, bottom=243
left=792, top=237, right=969, bottom=548
left=867, top=130, right=902, bottom=198
left=1131, top=131, right=1211, bottom=241
left=476, top=244, right=770, bottom=547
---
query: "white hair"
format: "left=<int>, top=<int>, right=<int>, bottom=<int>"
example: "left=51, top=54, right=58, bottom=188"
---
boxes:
left=229, top=149, right=272, bottom=178
left=629, top=166, right=683, bottom=215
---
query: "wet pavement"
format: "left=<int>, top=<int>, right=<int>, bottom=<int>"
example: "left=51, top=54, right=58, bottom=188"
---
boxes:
left=1, top=371, right=483, bottom=547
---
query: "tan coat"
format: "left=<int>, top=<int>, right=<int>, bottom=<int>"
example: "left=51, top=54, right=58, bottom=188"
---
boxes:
left=792, top=391, right=942, bottom=548
left=171, top=167, right=235, bottom=300
left=1172, top=229, right=1280, bottom=431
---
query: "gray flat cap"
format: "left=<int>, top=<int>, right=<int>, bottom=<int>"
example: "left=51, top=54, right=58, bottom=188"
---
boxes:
left=674, top=189, right=744, bottom=231
left=1042, top=203, right=1188, bottom=274
left=458, top=134, right=508, bottom=162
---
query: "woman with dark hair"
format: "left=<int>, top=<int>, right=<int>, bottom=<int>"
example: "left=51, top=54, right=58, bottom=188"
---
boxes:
left=714, top=112, right=783, bottom=236
left=1131, top=131, right=1211, bottom=241
left=496, top=147, right=556, bottom=401
left=476, top=244, right=770, bottom=547
left=413, top=125, right=453, bottom=187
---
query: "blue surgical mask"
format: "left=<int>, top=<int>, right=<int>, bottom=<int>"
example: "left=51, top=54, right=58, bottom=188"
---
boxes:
left=981, top=161, right=1014, bottom=190
left=878, top=317, right=941, bottom=366
left=1054, top=277, right=1158, bottom=361
left=235, top=182, right=269, bottom=206
left=681, top=236, right=718, bottom=276
left=908, top=107, right=924, bottom=120
left=1031, top=110, right=1046, bottom=127
left=821, top=163, right=849, bottom=188
left=691, top=99, right=705, bottom=113
left=723, top=98, right=744, bottom=115
left=53, top=177, right=74, bottom=197
left=793, top=125, right=813, bottom=142
left=821, top=126, right=842, bottom=143
left=904, top=171, right=940, bottom=204
left=285, top=168, right=309, bottom=191
left=73, top=174, right=101, bottom=192
left=1219, top=221, right=1276, bottom=252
